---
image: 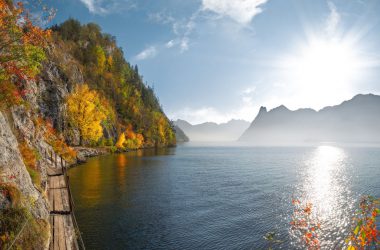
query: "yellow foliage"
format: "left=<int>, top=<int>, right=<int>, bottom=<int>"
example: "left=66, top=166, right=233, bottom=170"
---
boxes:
left=116, top=132, right=126, bottom=149
left=95, top=45, right=106, bottom=73
left=115, top=124, right=144, bottom=149
left=107, top=55, right=113, bottom=68
left=66, top=84, right=107, bottom=145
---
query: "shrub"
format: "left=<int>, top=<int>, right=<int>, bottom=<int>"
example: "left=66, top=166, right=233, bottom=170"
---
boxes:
left=0, top=184, right=49, bottom=249
left=18, top=142, right=42, bottom=190
left=42, top=119, right=77, bottom=163
left=105, top=138, right=114, bottom=146
left=18, top=142, right=39, bottom=170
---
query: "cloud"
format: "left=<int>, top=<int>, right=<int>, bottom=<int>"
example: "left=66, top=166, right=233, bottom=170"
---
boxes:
left=180, top=37, right=189, bottom=52
left=201, top=0, right=269, bottom=24
left=243, top=86, right=256, bottom=95
left=79, top=0, right=136, bottom=15
left=325, top=1, right=340, bottom=36
left=134, top=46, right=157, bottom=60
left=149, top=10, right=198, bottom=53
left=148, top=12, right=175, bottom=24
left=80, top=0, right=105, bottom=14
left=169, top=103, right=256, bottom=124
left=165, top=40, right=175, bottom=48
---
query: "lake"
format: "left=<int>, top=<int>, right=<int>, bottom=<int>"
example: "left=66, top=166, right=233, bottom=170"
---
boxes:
left=68, top=143, right=380, bottom=249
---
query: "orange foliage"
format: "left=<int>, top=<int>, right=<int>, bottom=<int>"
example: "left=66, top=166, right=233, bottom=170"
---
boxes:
left=116, top=124, right=144, bottom=149
left=40, top=118, right=77, bottom=162
left=347, top=196, right=379, bottom=249
left=18, top=141, right=38, bottom=170
left=0, top=0, right=52, bottom=106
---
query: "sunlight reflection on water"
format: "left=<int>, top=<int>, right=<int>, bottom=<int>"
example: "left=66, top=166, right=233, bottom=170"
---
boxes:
left=291, top=146, right=355, bottom=249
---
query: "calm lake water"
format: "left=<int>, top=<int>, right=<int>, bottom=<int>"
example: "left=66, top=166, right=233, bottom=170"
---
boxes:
left=69, top=143, right=380, bottom=249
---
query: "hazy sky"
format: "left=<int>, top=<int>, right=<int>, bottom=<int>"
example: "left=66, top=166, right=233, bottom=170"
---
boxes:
left=47, top=0, right=380, bottom=124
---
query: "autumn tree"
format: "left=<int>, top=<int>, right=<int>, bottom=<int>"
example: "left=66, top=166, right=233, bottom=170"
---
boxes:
left=116, top=124, right=144, bottom=150
left=0, top=0, right=51, bottom=107
left=66, top=84, right=107, bottom=145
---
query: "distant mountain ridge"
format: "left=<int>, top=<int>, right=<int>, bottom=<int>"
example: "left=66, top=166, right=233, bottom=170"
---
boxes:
left=239, top=94, right=380, bottom=145
left=174, top=119, right=250, bottom=142
left=174, top=125, right=189, bottom=142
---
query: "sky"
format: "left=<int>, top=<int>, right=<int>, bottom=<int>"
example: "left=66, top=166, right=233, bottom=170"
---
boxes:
left=44, top=0, right=380, bottom=124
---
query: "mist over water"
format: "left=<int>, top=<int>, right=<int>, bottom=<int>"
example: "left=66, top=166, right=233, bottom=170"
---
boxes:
left=69, top=143, right=380, bottom=249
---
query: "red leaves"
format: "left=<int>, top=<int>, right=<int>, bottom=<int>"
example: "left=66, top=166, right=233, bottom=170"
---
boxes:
left=0, top=0, right=52, bottom=107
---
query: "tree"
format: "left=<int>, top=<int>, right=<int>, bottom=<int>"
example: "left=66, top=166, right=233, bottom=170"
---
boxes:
left=95, top=45, right=106, bottom=73
left=66, top=84, right=106, bottom=145
left=0, top=0, right=51, bottom=107
left=115, top=124, right=144, bottom=150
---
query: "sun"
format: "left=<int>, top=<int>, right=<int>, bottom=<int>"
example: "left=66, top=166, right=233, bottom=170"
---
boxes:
left=294, top=39, right=357, bottom=87
left=277, top=36, right=368, bottom=109
left=283, top=38, right=360, bottom=93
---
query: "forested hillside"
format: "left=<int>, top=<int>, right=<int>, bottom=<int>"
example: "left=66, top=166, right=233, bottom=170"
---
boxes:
left=50, top=19, right=176, bottom=148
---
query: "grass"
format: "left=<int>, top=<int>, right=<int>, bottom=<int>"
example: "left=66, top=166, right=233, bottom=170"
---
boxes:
left=25, top=167, right=42, bottom=191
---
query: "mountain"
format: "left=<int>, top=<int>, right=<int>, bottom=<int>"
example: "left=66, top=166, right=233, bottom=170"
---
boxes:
left=174, top=125, right=189, bottom=142
left=174, top=119, right=250, bottom=142
left=239, top=94, right=380, bottom=145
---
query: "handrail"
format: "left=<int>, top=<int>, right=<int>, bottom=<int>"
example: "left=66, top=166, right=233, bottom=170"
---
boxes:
left=61, top=160, right=86, bottom=250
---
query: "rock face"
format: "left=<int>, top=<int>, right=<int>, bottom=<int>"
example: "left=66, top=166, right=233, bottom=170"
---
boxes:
left=174, top=119, right=250, bottom=142
left=239, top=94, right=380, bottom=145
left=0, top=111, right=49, bottom=219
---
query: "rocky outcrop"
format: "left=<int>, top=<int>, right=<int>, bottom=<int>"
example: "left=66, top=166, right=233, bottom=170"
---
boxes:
left=0, top=111, right=49, bottom=220
left=75, top=147, right=108, bottom=163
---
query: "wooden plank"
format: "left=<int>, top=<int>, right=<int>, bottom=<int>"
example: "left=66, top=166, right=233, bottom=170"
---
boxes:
left=59, top=176, right=66, bottom=189
left=57, top=215, right=66, bottom=250
left=49, top=176, right=65, bottom=189
left=61, top=189, right=70, bottom=212
left=49, top=176, right=57, bottom=189
left=53, top=216, right=59, bottom=250
left=63, top=215, right=75, bottom=250
left=49, top=215, right=54, bottom=250
left=54, top=189, right=63, bottom=212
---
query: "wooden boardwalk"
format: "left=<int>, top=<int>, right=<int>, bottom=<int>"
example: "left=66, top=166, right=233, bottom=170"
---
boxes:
left=47, top=166, right=80, bottom=250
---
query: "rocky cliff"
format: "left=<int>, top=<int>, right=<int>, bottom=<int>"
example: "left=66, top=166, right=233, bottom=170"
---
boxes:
left=0, top=44, right=82, bottom=248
